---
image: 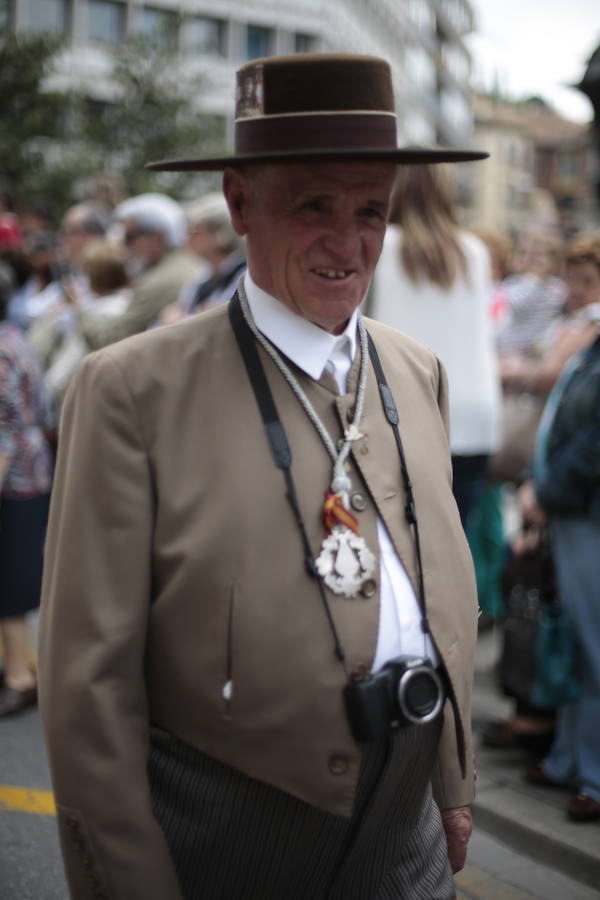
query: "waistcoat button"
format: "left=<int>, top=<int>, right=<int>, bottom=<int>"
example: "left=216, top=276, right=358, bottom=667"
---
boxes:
left=352, top=662, right=370, bottom=677
left=328, top=754, right=349, bottom=775
left=360, top=578, right=377, bottom=598
left=350, top=492, right=367, bottom=511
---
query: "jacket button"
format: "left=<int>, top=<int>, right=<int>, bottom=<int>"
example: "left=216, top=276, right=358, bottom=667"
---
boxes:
left=352, top=662, right=370, bottom=678
left=359, top=444, right=369, bottom=455
left=361, top=578, right=377, bottom=598
left=350, top=492, right=367, bottom=511
left=328, top=754, right=349, bottom=775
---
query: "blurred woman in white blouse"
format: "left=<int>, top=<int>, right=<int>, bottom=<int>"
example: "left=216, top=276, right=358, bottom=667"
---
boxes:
left=372, top=164, right=501, bottom=528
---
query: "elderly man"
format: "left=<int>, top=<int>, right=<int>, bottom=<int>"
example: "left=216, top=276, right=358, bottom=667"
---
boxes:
left=39, top=54, right=486, bottom=900
left=59, top=203, right=109, bottom=270
left=78, top=192, right=198, bottom=349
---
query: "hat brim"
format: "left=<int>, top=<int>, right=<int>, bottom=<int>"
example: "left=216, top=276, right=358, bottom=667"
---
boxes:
left=146, top=146, right=488, bottom=172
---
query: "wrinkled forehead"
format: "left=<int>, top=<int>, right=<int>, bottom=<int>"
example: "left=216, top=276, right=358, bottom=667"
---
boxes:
left=245, top=159, right=397, bottom=197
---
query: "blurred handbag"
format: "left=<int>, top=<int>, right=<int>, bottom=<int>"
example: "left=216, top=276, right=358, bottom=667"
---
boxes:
left=487, top=392, right=545, bottom=484
left=499, top=528, right=578, bottom=709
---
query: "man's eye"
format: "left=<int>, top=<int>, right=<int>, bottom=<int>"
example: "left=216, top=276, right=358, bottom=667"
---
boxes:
left=301, top=199, right=324, bottom=213
left=361, top=207, right=384, bottom=220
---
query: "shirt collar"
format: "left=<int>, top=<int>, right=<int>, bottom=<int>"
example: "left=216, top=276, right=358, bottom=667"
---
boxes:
left=243, top=271, right=358, bottom=383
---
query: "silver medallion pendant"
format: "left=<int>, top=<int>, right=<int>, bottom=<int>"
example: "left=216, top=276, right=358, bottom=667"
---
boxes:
left=315, top=525, right=376, bottom=598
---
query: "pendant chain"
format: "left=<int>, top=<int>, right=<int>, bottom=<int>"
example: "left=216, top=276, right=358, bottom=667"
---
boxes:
left=237, top=280, right=369, bottom=507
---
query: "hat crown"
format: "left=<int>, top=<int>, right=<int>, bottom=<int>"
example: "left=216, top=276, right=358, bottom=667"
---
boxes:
left=235, top=54, right=395, bottom=120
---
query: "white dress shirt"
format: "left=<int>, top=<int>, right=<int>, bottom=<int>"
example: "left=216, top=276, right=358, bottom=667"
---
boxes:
left=244, top=272, right=440, bottom=671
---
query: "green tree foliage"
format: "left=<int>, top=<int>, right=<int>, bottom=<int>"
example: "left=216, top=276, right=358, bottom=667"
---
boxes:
left=0, top=31, right=72, bottom=213
left=76, top=35, right=226, bottom=197
left=0, top=29, right=226, bottom=216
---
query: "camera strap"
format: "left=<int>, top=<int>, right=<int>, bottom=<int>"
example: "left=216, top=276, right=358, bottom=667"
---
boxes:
left=228, top=293, right=349, bottom=674
left=364, top=333, right=430, bottom=641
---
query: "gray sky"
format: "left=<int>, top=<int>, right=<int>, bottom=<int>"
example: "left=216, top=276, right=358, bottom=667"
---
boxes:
left=466, top=0, right=600, bottom=122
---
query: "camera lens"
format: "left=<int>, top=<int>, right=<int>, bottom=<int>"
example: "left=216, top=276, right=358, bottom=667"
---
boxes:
left=397, top=665, right=444, bottom=724
left=405, top=671, right=438, bottom=715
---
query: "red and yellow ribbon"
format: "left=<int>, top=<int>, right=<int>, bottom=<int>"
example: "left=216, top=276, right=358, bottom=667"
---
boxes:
left=323, top=491, right=360, bottom=535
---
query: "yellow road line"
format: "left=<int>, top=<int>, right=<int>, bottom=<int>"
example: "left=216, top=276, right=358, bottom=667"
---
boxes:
left=0, top=785, right=56, bottom=815
left=456, top=864, right=536, bottom=899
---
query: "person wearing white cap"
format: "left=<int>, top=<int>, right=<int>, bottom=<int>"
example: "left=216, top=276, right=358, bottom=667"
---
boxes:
left=160, top=192, right=246, bottom=325
left=78, top=192, right=198, bottom=349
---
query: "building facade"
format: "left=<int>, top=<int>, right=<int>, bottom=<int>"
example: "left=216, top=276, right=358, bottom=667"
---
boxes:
left=2, top=0, right=479, bottom=150
left=465, top=92, right=595, bottom=238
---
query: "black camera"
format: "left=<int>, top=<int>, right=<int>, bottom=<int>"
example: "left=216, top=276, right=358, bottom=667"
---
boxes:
left=344, top=655, right=445, bottom=742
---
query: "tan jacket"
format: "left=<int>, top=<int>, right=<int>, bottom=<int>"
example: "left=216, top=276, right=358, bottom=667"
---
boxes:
left=39, top=303, right=478, bottom=900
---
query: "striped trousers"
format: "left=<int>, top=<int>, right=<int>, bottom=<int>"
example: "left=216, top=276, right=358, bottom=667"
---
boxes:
left=148, top=720, right=454, bottom=899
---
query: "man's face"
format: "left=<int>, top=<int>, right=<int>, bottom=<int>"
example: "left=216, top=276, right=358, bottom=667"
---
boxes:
left=59, top=208, right=89, bottom=265
left=513, top=238, right=554, bottom=280
left=224, top=161, right=396, bottom=334
left=121, top=218, right=166, bottom=277
left=188, top=224, right=222, bottom=265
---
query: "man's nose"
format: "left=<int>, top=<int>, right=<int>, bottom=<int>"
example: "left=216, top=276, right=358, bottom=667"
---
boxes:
left=321, top=218, right=361, bottom=259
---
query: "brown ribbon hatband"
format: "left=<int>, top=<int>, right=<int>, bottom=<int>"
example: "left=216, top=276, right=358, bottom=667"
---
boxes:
left=235, top=113, right=397, bottom=155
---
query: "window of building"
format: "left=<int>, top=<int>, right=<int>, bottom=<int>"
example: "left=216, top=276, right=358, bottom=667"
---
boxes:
left=135, top=7, right=179, bottom=50
left=439, top=88, right=471, bottom=134
left=246, top=24, right=272, bottom=60
left=441, top=43, right=469, bottom=83
left=184, top=15, right=226, bottom=56
left=84, top=97, right=112, bottom=125
left=558, top=152, right=575, bottom=177
left=407, top=0, right=434, bottom=31
left=506, top=183, right=529, bottom=210
left=87, top=0, right=125, bottom=44
left=404, top=45, right=436, bottom=92
left=294, top=32, right=316, bottom=53
left=0, top=0, right=13, bottom=28
left=26, top=0, right=70, bottom=34
left=504, top=138, right=526, bottom=168
left=439, top=0, right=471, bottom=35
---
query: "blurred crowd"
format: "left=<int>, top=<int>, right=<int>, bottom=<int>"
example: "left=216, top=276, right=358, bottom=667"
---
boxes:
left=1, top=169, right=599, bottom=820
left=0, top=182, right=246, bottom=717
left=1, top=186, right=246, bottom=419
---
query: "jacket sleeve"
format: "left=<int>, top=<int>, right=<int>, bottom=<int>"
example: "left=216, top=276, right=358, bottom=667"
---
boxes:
left=38, top=350, right=183, bottom=900
left=430, top=356, right=476, bottom=810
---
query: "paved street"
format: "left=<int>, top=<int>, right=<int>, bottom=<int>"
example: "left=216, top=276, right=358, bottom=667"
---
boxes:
left=1, top=618, right=599, bottom=899
left=1, top=704, right=68, bottom=899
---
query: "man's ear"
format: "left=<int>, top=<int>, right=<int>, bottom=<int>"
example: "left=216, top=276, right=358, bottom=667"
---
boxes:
left=223, top=168, right=250, bottom=237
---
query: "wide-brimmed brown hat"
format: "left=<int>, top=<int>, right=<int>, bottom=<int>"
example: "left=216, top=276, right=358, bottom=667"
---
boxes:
left=146, top=54, right=487, bottom=172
